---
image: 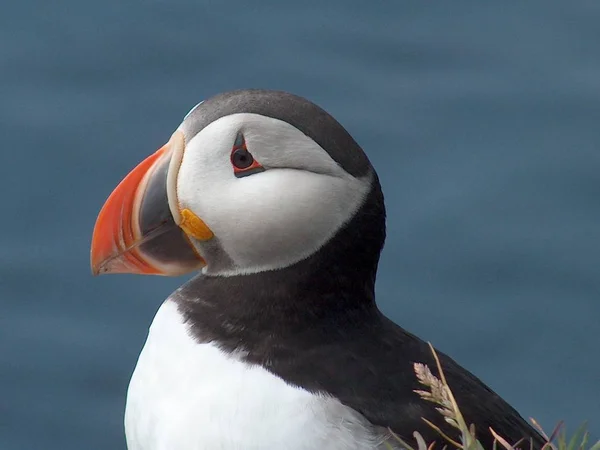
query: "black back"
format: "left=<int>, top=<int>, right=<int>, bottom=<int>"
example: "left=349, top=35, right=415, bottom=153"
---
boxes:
left=173, top=178, right=544, bottom=449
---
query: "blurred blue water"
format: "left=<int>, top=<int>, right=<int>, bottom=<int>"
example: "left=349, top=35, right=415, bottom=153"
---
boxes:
left=1, top=1, right=599, bottom=448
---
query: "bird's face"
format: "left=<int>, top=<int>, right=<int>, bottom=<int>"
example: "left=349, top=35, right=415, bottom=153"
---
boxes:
left=91, top=93, right=373, bottom=277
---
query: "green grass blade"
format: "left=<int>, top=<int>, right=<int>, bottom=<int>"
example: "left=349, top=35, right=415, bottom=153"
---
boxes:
left=566, top=422, right=588, bottom=450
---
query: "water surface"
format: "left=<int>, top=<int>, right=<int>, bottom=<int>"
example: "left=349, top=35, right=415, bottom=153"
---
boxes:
left=1, top=2, right=599, bottom=448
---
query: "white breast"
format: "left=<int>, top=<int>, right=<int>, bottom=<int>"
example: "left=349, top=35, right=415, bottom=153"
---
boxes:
left=124, top=301, right=390, bottom=450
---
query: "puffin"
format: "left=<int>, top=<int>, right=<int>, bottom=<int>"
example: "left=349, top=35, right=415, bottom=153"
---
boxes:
left=90, top=90, right=544, bottom=450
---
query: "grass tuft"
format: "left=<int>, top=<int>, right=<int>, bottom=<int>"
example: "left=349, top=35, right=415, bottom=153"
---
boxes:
left=387, top=344, right=598, bottom=450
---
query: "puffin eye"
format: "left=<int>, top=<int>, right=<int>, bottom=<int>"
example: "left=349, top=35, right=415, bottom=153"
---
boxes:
left=231, top=148, right=254, bottom=169
left=231, top=132, right=264, bottom=178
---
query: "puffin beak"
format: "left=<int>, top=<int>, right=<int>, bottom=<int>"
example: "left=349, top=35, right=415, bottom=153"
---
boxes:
left=90, top=130, right=212, bottom=276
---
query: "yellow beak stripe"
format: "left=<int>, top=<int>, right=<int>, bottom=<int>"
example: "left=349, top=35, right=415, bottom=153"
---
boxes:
left=179, top=209, right=214, bottom=241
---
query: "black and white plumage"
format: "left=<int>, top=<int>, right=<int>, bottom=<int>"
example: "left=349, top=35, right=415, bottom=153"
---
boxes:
left=91, top=90, right=544, bottom=450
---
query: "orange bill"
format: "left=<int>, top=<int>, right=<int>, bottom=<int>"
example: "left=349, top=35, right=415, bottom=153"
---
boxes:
left=90, top=131, right=206, bottom=276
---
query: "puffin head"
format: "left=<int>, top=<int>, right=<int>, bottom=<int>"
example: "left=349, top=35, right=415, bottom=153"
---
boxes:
left=91, top=90, right=385, bottom=278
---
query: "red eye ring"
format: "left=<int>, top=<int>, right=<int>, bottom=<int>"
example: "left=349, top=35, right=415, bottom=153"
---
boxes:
left=231, top=132, right=264, bottom=178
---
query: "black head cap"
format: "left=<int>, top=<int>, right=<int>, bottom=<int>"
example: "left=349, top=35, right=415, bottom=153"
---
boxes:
left=181, top=89, right=372, bottom=178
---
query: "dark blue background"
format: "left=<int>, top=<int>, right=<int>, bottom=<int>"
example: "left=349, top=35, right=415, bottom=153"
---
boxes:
left=2, top=2, right=599, bottom=448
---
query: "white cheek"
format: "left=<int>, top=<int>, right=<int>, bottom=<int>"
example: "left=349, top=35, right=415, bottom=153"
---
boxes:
left=216, top=170, right=369, bottom=270
left=175, top=124, right=236, bottom=206
left=179, top=169, right=369, bottom=272
left=175, top=113, right=371, bottom=273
